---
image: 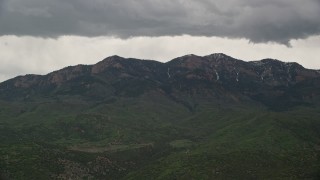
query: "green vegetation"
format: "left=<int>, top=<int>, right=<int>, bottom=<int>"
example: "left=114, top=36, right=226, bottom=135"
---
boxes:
left=2, top=54, right=320, bottom=179
left=1, top=92, right=320, bottom=179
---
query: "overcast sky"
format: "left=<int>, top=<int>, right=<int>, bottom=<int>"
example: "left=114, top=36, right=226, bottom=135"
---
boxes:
left=0, top=0, right=320, bottom=82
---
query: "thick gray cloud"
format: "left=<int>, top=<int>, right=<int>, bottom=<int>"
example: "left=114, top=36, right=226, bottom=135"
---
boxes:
left=0, top=0, right=320, bottom=43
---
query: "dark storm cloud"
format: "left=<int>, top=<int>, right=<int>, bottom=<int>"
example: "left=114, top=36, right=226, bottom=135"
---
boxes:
left=0, top=0, right=4, bottom=12
left=0, top=0, right=319, bottom=43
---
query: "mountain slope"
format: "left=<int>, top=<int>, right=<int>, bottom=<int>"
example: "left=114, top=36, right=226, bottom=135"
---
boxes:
left=1, top=53, right=319, bottom=108
left=1, top=54, right=320, bottom=179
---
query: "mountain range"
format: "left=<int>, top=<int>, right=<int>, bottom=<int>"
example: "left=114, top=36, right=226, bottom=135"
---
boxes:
left=1, top=53, right=320, bottom=179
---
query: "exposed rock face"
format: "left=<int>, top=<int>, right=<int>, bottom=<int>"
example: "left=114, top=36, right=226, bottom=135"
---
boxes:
left=91, top=56, right=125, bottom=74
left=0, top=53, right=319, bottom=110
left=13, top=75, right=42, bottom=88
left=48, top=65, right=91, bottom=85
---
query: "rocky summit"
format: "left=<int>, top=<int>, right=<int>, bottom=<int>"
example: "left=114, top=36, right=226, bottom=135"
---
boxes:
left=1, top=54, right=320, bottom=179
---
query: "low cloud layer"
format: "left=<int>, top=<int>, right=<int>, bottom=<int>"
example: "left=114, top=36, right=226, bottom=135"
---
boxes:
left=0, top=0, right=320, bottom=43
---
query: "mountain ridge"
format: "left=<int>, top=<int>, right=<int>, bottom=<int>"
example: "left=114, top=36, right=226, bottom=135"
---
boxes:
left=0, top=53, right=319, bottom=111
left=2, top=53, right=319, bottom=82
left=1, top=53, right=320, bottom=179
left=2, top=53, right=319, bottom=86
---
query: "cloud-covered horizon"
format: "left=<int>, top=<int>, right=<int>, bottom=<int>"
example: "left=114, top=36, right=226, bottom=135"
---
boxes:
left=0, top=0, right=320, bottom=44
left=1, top=34, right=319, bottom=82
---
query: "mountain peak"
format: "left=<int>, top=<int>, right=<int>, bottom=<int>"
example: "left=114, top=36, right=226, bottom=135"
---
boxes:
left=174, top=54, right=201, bottom=60
left=100, top=55, right=125, bottom=62
left=180, top=53, right=236, bottom=60
left=250, top=58, right=305, bottom=69
left=91, top=55, right=126, bottom=74
left=205, top=53, right=233, bottom=60
left=261, top=58, right=284, bottom=64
